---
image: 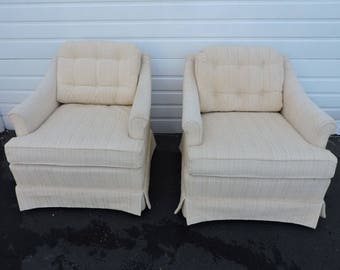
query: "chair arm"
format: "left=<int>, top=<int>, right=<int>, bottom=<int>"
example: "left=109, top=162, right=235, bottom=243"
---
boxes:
left=182, top=56, right=203, bottom=146
left=282, top=58, right=336, bottom=148
left=128, top=54, right=151, bottom=139
left=8, top=57, right=59, bottom=136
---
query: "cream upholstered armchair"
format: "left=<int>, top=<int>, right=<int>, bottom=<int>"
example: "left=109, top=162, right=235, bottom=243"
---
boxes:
left=5, top=41, right=155, bottom=215
left=176, top=46, right=337, bottom=228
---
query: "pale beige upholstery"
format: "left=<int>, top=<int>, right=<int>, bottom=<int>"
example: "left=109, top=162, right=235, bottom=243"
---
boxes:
left=282, top=58, right=337, bottom=148
left=129, top=55, right=152, bottom=139
left=182, top=56, right=203, bottom=146
left=8, top=57, right=58, bottom=137
left=57, top=41, right=141, bottom=105
left=178, top=46, right=337, bottom=228
left=6, top=105, right=147, bottom=168
left=5, top=41, right=155, bottom=215
left=195, top=46, right=284, bottom=112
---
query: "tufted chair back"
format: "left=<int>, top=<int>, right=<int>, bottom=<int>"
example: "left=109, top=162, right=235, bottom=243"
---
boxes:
left=194, top=46, right=285, bottom=112
left=56, top=41, right=141, bottom=105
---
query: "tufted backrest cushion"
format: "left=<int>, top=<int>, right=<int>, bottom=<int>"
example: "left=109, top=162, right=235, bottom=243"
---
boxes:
left=195, top=46, right=284, bottom=112
left=57, top=41, right=141, bottom=105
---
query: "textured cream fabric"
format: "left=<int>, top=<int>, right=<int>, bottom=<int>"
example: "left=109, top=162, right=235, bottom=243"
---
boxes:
left=57, top=41, right=141, bottom=105
left=178, top=45, right=337, bottom=228
left=6, top=104, right=146, bottom=168
left=10, top=132, right=155, bottom=214
left=8, top=57, right=59, bottom=136
left=6, top=41, right=155, bottom=215
left=186, top=112, right=337, bottom=179
left=129, top=55, right=152, bottom=139
left=182, top=56, right=203, bottom=146
left=184, top=175, right=331, bottom=201
left=195, top=46, right=284, bottom=112
left=16, top=186, right=146, bottom=215
left=182, top=197, right=327, bottom=228
left=282, top=58, right=337, bottom=148
left=176, top=143, right=331, bottom=228
left=10, top=164, right=146, bottom=189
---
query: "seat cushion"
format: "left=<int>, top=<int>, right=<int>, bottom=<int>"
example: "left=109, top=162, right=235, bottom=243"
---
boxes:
left=195, top=46, right=284, bottom=112
left=57, top=41, right=141, bottom=106
left=186, top=112, right=337, bottom=179
left=5, top=104, right=146, bottom=168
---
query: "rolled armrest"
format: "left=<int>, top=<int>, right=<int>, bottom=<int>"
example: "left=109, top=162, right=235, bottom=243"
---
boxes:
left=282, top=58, right=336, bottom=148
left=8, top=57, right=59, bottom=136
left=128, top=54, right=151, bottom=139
left=182, top=56, right=203, bottom=146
